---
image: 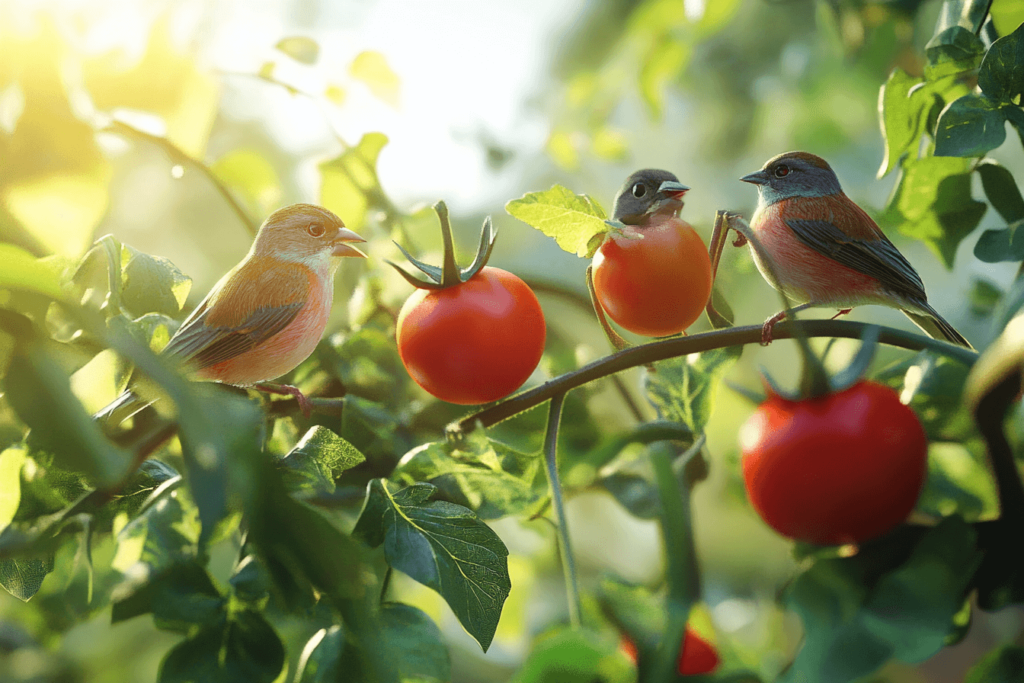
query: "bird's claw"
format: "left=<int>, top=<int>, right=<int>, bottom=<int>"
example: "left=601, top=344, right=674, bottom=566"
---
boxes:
left=255, top=382, right=314, bottom=418
left=831, top=308, right=852, bottom=320
left=732, top=234, right=748, bottom=247
left=761, top=311, right=786, bottom=346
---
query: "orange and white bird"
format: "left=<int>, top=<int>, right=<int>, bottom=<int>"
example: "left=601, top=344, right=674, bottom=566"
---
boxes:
left=96, top=203, right=366, bottom=423
left=732, top=151, right=971, bottom=347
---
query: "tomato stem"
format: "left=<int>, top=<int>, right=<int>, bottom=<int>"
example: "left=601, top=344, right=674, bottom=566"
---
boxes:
left=434, top=201, right=462, bottom=287
left=542, top=392, right=582, bottom=629
left=447, top=319, right=979, bottom=437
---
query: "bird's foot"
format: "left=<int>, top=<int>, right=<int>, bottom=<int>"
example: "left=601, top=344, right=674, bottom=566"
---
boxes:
left=831, top=308, right=852, bottom=320
left=255, top=382, right=313, bottom=418
left=762, top=311, right=787, bottom=346
left=732, top=233, right=748, bottom=247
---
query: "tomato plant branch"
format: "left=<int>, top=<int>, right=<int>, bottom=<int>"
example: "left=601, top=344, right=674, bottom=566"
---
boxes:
left=448, top=319, right=978, bottom=436
left=542, top=393, right=582, bottom=629
left=102, top=120, right=260, bottom=236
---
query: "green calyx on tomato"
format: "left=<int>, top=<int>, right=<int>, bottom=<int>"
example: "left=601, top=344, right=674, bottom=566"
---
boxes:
left=391, top=201, right=547, bottom=405
left=387, top=200, right=496, bottom=291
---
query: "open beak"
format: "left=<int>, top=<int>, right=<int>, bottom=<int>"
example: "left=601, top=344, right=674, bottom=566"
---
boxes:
left=658, top=180, right=690, bottom=199
left=332, top=227, right=367, bottom=258
left=740, top=170, right=770, bottom=186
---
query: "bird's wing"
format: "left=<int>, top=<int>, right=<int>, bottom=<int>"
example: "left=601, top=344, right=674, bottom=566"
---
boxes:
left=784, top=215, right=928, bottom=302
left=162, top=259, right=312, bottom=370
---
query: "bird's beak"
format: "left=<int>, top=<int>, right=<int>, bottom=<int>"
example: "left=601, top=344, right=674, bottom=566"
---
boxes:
left=740, top=170, right=770, bottom=186
left=658, top=180, right=689, bottom=199
left=332, top=227, right=367, bottom=258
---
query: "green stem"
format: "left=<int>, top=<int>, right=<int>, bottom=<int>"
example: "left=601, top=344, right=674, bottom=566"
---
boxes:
left=645, top=444, right=698, bottom=683
left=433, top=201, right=461, bottom=286
left=447, top=319, right=978, bottom=437
left=543, top=393, right=581, bottom=629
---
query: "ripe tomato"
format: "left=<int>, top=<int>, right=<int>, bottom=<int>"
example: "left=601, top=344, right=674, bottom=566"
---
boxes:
left=396, top=267, right=546, bottom=405
left=740, top=381, right=928, bottom=546
left=592, top=218, right=713, bottom=338
left=619, top=626, right=721, bottom=676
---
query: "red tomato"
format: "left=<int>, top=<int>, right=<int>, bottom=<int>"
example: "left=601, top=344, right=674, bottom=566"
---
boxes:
left=396, top=267, right=546, bottom=405
left=592, top=218, right=713, bottom=337
left=740, top=381, right=928, bottom=546
left=619, top=626, right=721, bottom=676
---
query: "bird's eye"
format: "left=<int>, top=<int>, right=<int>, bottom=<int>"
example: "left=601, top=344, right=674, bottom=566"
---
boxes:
left=631, top=182, right=647, bottom=198
left=307, top=222, right=326, bottom=237
left=773, top=165, right=791, bottom=178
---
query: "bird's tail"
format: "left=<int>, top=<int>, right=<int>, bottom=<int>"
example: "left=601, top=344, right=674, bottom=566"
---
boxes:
left=93, top=390, right=149, bottom=426
left=902, top=303, right=972, bottom=349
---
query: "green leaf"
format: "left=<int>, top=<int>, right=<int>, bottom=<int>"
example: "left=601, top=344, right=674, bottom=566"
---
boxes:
left=965, top=645, right=1024, bottom=682
left=783, top=519, right=981, bottom=683
left=112, top=486, right=200, bottom=582
left=349, top=51, right=400, bottom=107
left=877, top=69, right=925, bottom=177
left=159, top=610, right=285, bottom=683
left=511, top=627, right=632, bottom=683
left=860, top=517, right=981, bottom=662
left=211, top=149, right=282, bottom=217
left=296, top=626, right=344, bottom=683
left=353, top=480, right=510, bottom=651
left=0, top=446, right=27, bottom=531
left=0, top=320, right=132, bottom=488
left=974, top=220, right=1024, bottom=262
left=644, top=347, right=742, bottom=432
left=0, top=244, right=65, bottom=300
left=978, top=159, right=1024, bottom=223
left=279, top=426, right=366, bottom=497
left=112, top=561, right=224, bottom=632
left=377, top=603, right=451, bottom=682
left=393, top=436, right=542, bottom=520
left=275, top=36, right=319, bottom=64
left=924, top=26, right=986, bottom=80
left=596, top=576, right=666, bottom=652
left=969, top=278, right=1004, bottom=317
left=978, top=21, right=1024, bottom=102
left=506, top=185, right=609, bottom=257
left=639, top=37, right=690, bottom=120
left=934, top=94, right=1009, bottom=157
left=119, top=244, right=192, bottom=318
left=991, top=3, right=1024, bottom=37
left=893, top=156, right=987, bottom=267
left=0, top=554, right=54, bottom=601
left=319, top=132, right=388, bottom=231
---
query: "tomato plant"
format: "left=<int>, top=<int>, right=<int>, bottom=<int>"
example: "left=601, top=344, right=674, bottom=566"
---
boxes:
left=397, top=265, right=545, bottom=405
left=391, top=202, right=546, bottom=405
left=740, top=380, right=928, bottom=546
left=592, top=218, right=712, bottom=338
left=619, top=626, right=721, bottom=676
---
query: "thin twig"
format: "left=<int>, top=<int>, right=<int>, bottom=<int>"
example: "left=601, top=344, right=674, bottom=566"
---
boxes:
left=543, top=393, right=581, bottom=629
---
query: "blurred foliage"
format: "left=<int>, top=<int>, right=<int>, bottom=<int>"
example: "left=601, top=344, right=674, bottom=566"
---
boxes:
left=0, top=1, right=1023, bottom=683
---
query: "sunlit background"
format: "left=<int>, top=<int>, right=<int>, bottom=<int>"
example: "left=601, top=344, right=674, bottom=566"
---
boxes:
left=2, top=0, right=1023, bottom=680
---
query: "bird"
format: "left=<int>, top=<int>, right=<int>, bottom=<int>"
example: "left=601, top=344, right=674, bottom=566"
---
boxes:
left=589, top=169, right=712, bottom=341
left=95, top=203, right=366, bottom=424
left=729, top=151, right=971, bottom=347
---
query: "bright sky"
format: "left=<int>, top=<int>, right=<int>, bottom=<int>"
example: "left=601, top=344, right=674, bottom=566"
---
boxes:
left=209, top=0, right=586, bottom=213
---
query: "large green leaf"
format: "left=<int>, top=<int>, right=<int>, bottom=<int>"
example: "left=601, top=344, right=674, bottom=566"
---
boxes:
left=893, top=156, right=987, bottom=267
left=296, top=604, right=450, bottom=683
left=392, top=435, right=542, bottom=520
left=782, top=518, right=981, bottom=683
left=159, top=610, right=285, bottom=683
left=353, top=480, right=510, bottom=651
left=978, top=160, right=1024, bottom=223
left=924, top=26, right=986, bottom=80
left=978, top=21, right=1024, bottom=102
left=506, top=184, right=609, bottom=257
left=0, top=315, right=132, bottom=488
left=934, top=94, right=1009, bottom=157
left=974, top=220, right=1024, bottom=263
left=0, top=554, right=55, bottom=601
left=279, top=426, right=366, bottom=498
left=644, top=347, right=741, bottom=432
left=119, top=244, right=191, bottom=318
left=0, top=244, right=65, bottom=300
left=877, top=69, right=926, bottom=177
